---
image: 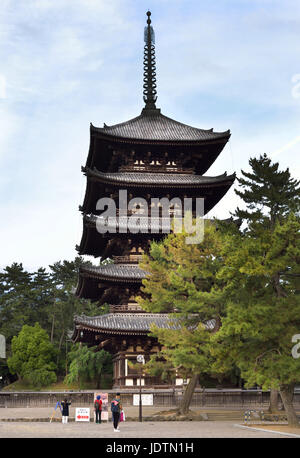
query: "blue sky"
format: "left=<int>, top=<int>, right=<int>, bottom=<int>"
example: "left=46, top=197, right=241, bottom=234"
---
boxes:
left=0, top=0, right=300, bottom=271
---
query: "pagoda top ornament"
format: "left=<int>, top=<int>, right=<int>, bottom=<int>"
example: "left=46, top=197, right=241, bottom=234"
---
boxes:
left=143, top=11, right=159, bottom=113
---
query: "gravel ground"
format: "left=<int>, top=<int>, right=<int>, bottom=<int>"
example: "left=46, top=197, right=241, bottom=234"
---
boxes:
left=0, top=420, right=291, bottom=438
left=0, top=406, right=245, bottom=420
left=0, top=406, right=160, bottom=419
left=0, top=407, right=295, bottom=439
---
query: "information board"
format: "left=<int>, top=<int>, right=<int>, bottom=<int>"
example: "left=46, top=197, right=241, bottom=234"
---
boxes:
left=75, top=407, right=90, bottom=422
left=133, top=394, right=153, bottom=406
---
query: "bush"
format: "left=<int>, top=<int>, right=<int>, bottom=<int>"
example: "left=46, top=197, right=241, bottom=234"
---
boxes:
left=8, top=323, right=57, bottom=388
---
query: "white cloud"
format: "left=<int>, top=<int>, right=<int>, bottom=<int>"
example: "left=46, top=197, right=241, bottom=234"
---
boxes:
left=0, top=0, right=299, bottom=270
left=50, top=28, right=88, bottom=64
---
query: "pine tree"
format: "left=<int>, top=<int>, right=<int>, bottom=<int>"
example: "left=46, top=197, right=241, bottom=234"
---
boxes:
left=212, top=214, right=300, bottom=426
left=234, top=153, right=300, bottom=231
left=233, top=153, right=300, bottom=414
left=137, top=222, right=227, bottom=414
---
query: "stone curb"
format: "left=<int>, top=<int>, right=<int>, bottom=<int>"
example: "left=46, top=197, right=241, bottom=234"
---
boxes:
left=234, top=423, right=300, bottom=438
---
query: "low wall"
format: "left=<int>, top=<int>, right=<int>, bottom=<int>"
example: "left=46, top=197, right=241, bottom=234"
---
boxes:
left=1, top=389, right=300, bottom=409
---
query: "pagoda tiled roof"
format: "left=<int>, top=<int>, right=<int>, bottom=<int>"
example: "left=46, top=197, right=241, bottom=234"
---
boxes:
left=74, top=313, right=179, bottom=333
left=73, top=313, right=216, bottom=335
left=91, top=110, right=230, bottom=143
left=83, top=214, right=172, bottom=233
left=80, top=264, right=148, bottom=282
left=77, top=215, right=241, bottom=259
left=83, top=167, right=235, bottom=188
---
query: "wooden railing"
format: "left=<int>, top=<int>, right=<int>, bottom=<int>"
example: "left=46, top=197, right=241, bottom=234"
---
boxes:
left=116, top=209, right=184, bottom=217
left=119, top=165, right=195, bottom=174
left=109, top=304, right=145, bottom=313
left=112, top=255, right=143, bottom=264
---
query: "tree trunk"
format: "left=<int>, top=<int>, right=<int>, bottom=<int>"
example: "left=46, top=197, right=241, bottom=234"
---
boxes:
left=50, top=313, right=55, bottom=344
left=96, top=372, right=102, bottom=390
left=279, top=384, right=299, bottom=427
left=178, top=373, right=198, bottom=415
left=57, top=330, right=65, bottom=366
left=58, top=329, right=65, bottom=352
left=268, top=389, right=279, bottom=413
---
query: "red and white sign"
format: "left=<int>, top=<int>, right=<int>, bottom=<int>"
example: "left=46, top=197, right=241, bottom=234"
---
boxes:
left=75, top=407, right=90, bottom=422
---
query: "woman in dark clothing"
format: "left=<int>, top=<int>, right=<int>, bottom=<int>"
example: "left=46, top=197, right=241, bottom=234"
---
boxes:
left=111, top=393, right=122, bottom=432
left=61, top=398, right=71, bottom=424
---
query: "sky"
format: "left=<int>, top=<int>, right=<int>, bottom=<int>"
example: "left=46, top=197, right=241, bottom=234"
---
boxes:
left=0, top=0, right=300, bottom=272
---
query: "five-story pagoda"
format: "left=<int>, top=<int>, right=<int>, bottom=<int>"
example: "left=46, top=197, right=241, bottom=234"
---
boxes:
left=72, top=11, right=235, bottom=388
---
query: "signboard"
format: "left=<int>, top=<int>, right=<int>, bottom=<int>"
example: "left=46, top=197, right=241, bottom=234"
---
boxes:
left=75, top=407, right=90, bottom=422
left=94, top=392, right=109, bottom=421
left=133, top=394, right=153, bottom=406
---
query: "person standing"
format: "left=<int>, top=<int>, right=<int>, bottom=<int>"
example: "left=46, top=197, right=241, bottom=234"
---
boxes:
left=61, top=398, right=71, bottom=424
left=94, top=395, right=102, bottom=424
left=111, top=393, right=122, bottom=432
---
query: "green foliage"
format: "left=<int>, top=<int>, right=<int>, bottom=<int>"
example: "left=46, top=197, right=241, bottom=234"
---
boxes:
left=0, top=257, right=103, bottom=380
left=234, top=153, right=300, bottom=231
left=137, top=222, right=226, bottom=382
left=212, top=214, right=300, bottom=391
left=212, top=154, right=300, bottom=405
left=137, top=153, right=300, bottom=412
left=65, top=344, right=112, bottom=389
left=0, top=263, right=47, bottom=343
left=7, top=323, right=57, bottom=388
left=138, top=353, right=176, bottom=383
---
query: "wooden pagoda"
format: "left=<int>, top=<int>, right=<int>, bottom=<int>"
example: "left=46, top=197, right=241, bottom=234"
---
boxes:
left=72, top=11, right=235, bottom=388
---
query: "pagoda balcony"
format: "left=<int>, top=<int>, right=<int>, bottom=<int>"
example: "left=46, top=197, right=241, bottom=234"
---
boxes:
left=116, top=208, right=184, bottom=217
left=119, top=164, right=195, bottom=174
left=109, top=304, right=145, bottom=313
left=112, top=255, right=143, bottom=264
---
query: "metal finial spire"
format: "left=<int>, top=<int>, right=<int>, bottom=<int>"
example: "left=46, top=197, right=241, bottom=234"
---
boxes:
left=143, top=11, right=158, bottom=111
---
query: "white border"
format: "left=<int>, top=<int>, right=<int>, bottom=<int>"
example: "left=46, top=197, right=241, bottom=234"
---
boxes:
left=234, top=423, right=300, bottom=438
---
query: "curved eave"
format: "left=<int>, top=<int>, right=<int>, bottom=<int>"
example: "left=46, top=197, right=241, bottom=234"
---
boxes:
left=81, top=263, right=147, bottom=279
left=71, top=314, right=215, bottom=343
left=73, top=313, right=179, bottom=335
left=83, top=167, right=235, bottom=187
left=75, top=272, right=101, bottom=301
left=76, top=264, right=147, bottom=300
left=73, top=322, right=151, bottom=339
left=80, top=168, right=236, bottom=214
left=79, top=266, right=146, bottom=283
left=71, top=325, right=150, bottom=343
left=76, top=264, right=146, bottom=303
left=76, top=214, right=107, bottom=257
left=77, top=215, right=168, bottom=257
left=90, top=118, right=231, bottom=145
left=77, top=214, right=241, bottom=259
left=77, top=214, right=240, bottom=258
left=91, top=127, right=231, bottom=146
left=86, top=123, right=230, bottom=175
